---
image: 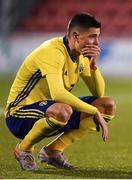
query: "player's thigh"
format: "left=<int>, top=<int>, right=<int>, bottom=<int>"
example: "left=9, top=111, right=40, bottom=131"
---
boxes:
left=6, top=100, right=55, bottom=139
left=6, top=116, right=37, bottom=139
left=6, top=101, right=73, bottom=139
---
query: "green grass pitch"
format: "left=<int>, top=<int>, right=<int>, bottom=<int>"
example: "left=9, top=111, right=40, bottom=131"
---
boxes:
left=0, top=74, right=132, bottom=179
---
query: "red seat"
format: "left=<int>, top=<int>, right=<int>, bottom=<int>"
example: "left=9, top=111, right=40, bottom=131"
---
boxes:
left=17, top=0, right=132, bottom=37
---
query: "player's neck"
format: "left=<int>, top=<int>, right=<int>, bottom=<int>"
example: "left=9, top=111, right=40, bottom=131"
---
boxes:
left=67, top=37, right=80, bottom=60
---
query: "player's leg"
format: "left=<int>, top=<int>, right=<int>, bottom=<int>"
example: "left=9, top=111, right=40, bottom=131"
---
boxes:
left=6, top=115, right=40, bottom=171
left=19, top=103, right=72, bottom=152
left=38, top=103, right=76, bottom=170
left=38, top=96, right=96, bottom=169
left=7, top=101, right=72, bottom=171
left=43, top=96, right=116, bottom=160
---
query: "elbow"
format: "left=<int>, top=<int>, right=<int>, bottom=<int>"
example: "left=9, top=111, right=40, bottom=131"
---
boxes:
left=50, top=93, right=60, bottom=101
left=50, top=88, right=69, bottom=102
left=50, top=90, right=64, bottom=101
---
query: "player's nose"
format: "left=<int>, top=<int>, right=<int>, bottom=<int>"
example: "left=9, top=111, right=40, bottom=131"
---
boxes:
left=94, top=38, right=99, bottom=46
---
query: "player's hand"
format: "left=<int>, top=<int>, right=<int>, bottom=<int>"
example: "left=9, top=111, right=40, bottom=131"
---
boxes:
left=94, top=110, right=108, bottom=141
left=81, top=45, right=100, bottom=70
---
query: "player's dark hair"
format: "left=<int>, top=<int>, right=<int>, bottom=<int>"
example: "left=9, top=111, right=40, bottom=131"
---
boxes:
left=67, top=12, right=101, bottom=33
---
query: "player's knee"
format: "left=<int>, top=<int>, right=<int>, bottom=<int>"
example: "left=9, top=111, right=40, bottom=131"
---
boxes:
left=46, top=103, right=73, bottom=124
left=58, top=104, right=73, bottom=123
left=103, top=96, right=116, bottom=115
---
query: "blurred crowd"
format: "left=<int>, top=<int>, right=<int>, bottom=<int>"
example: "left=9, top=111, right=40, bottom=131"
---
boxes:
left=1, top=0, right=132, bottom=37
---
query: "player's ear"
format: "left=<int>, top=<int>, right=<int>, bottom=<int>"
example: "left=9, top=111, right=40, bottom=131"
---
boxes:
left=73, top=32, right=79, bottom=40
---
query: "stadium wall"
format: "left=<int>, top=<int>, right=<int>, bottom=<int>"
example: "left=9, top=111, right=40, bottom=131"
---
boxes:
left=0, top=33, right=132, bottom=77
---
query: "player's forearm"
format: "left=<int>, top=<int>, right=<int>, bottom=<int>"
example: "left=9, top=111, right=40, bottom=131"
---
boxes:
left=82, top=68, right=105, bottom=97
left=52, top=88, right=97, bottom=115
left=91, top=68, right=105, bottom=96
left=46, top=74, right=97, bottom=115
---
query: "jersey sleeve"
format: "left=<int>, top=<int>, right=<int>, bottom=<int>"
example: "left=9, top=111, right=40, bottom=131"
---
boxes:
left=35, top=48, right=65, bottom=76
left=81, top=57, right=91, bottom=77
left=46, top=73, right=97, bottom=115
left=81, top=58, right=105, bottom=97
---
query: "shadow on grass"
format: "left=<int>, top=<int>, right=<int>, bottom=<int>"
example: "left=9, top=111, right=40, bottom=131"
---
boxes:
left=1, top=163, right=132, bottom=179
left=34, top=167, right=132, bottom=179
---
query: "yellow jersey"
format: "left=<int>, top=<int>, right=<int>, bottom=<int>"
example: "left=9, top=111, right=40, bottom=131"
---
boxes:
left=5, top=36, right=105, bottom=117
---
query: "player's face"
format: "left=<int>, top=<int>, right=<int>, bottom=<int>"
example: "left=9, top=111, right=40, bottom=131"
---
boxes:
left=74, top=27, right=100, bottom=54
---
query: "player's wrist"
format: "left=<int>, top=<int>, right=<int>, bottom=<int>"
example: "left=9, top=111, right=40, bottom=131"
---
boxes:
left=90, top=65, right=98, bottom=71
left=90, top=66, right=97, bottom=70
left=90, top=62, right=98, bottom=70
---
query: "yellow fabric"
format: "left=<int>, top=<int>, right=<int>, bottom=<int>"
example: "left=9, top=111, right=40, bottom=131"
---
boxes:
left=81, top=68, right=105, bottom=97
left=47, top=116, right=96, bottom=151
left=102, top=113, right=115, bottom=122
left=5, top=36, right=104, bottom=117
left=46, top=74, right=97, bottom=114
left=46, top=138, right=66, bottom=152
left=19, top=117, right=66, bottom=151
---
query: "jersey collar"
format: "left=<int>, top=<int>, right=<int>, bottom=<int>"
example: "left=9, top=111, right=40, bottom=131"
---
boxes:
left=63, top=36, right=77, bottom=62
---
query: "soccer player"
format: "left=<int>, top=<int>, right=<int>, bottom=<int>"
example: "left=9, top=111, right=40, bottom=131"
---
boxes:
left=5, top=12, right=116, bottom=171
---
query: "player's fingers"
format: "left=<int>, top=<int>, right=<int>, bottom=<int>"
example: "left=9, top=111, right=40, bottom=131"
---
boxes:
left=82, top=45, right=101, bottom=52
left=81, top=49, right=100, bottom=57
left=81, top=50, right=100, bottom=55
left=81, top=50, right=100, bottom=57
left=102, top=127, right=108, bottom=141
left=81, top=47, right=100, bottom=53
left=82, top=53, right=96, bottom=58
left=84, top=44, right=100, bottom=49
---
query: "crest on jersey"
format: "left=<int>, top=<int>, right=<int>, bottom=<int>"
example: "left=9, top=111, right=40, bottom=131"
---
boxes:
left=79, top=63, right=84, bottom=73
left=39, top=101, right=47, bottom=106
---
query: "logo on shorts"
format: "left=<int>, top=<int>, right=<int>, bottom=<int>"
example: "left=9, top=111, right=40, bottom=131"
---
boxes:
left=39, top=101, right=47, bottom=106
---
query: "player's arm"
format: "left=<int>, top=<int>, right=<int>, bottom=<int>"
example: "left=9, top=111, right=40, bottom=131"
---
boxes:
left=36, top=47, right=108, bottom=140
left=46, top=73, right=97, bottom=115
left=81, top=45, right=105, bottom=97
left=81, top=67, right=105, bottom=97
left=47, top=73, right=108, bottom=141
left=36, top=47, right=97, bottom=115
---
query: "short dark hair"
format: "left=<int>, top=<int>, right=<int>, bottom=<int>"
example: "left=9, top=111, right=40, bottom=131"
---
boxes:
left=67, top=12, right=101, bottom=33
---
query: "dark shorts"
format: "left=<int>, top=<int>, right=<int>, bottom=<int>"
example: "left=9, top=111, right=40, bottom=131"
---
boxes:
left=6, top=96, right=97, bottom=139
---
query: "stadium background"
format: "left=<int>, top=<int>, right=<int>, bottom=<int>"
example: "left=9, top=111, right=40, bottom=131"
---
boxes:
left=0, top=0, right=132, bottom=179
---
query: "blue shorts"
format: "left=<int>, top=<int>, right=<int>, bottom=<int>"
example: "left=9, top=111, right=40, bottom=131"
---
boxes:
left=6, top=96, right=97, bottom=139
